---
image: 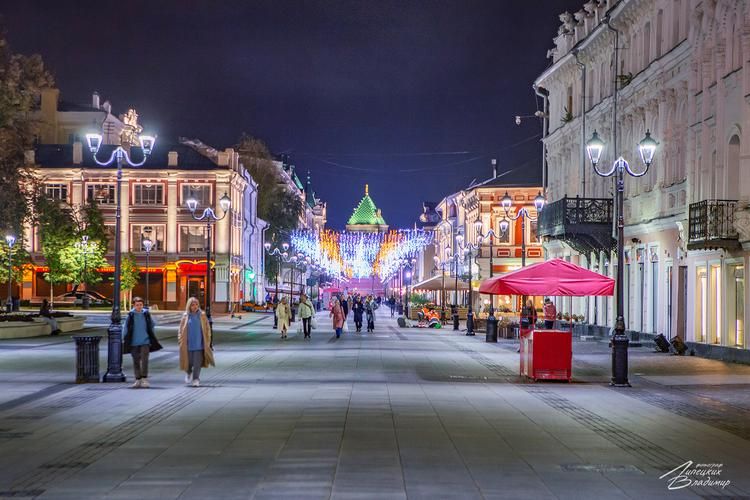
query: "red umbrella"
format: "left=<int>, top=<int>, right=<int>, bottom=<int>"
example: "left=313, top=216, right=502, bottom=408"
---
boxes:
left=479, top=259, right=614, bottom=297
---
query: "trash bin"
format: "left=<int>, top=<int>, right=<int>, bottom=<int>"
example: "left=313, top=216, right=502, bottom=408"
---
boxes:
left=74, top=335, right=102, bottom=384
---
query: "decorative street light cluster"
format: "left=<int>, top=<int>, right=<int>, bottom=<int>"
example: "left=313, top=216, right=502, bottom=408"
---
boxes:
left=374, top=229, right=434, bottom=282
left=185, top=190, right=231, bottom=327
left=141, top=228, right=154, bottom=308
left=86, top=132, right=156, bottom=383
left=586, top=128, right=657, bottom=387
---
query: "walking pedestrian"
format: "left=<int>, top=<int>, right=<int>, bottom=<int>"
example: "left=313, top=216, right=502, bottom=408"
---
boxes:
left=178, top=297, right=215, bottom=387
left=330, top=297, right=344, bottom=338
left=365, top=295, right=377, bottom=332
left=388, top=295, right=395, bottom=317
left=341, top=291, right=349, bottom=319
left=352, top=296, right=364, bottom=333
left=276, top=296, right=291, bottom=339
left=543, top=298, right=556, bottom=329
left=123, top=296, right=162, bottom=388
left=298, top=293, right=314, bottom=339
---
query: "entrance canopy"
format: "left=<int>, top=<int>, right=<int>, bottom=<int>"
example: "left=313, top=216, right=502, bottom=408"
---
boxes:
left=479, top=259, right=614, bottom=297
left=411, top=273, right=470, bottom=291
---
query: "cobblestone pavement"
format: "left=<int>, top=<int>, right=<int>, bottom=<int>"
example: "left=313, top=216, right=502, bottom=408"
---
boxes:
left=0, top=311, right=748, bottom=499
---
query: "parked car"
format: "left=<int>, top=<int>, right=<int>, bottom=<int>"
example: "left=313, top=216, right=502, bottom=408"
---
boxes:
left=55, top=290, right=112, bottom=306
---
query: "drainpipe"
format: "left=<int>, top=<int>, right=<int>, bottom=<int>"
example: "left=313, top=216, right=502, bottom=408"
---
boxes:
left=533, top=85, right=550, bottom=190
left=573, top=49, right=587, bottom=198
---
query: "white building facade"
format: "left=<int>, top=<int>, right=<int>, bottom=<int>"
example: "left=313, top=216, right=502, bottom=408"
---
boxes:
left=536, top=0, right=750, bottom=356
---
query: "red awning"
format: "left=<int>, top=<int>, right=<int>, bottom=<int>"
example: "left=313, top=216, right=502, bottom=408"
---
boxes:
left=479, top=259, right=615, bottom=297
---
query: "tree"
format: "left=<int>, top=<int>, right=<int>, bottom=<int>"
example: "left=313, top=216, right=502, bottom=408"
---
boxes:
left=0, top=33, right=54, bottom=236
left=236, top=134, right=304, bottom=281
left=34, top=193, right=109, bottom=304
left=118, top=253, right=140, bottom=311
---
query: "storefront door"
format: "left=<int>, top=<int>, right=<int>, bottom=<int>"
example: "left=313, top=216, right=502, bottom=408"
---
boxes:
left=187, top=277, right=205, bottom=306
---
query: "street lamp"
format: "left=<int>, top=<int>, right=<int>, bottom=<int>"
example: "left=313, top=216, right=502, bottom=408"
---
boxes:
left=4, top=234, right=15, bottom=313
left=186, top=191, right=230, bottom=327
left=474, top=217, right=507, bottom=342
left=87, top=132, right=156, bottom=383
left=75, top=235, right=92, bottom=309
left=142, top=235, right=154, bottom=308
left=265, top=243, right=291, bottom=329
left=586, top=128, right=657, bottom=387
left=498, top=190, right=545, bottom=328
left=460, top=233, right=482, bottom=336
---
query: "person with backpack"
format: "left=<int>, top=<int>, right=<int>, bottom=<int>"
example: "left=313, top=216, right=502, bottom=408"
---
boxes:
left=122, top=296, right=162, bottom=388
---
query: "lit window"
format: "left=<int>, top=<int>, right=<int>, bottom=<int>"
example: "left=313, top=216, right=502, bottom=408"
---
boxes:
left=132, top=225, right=165, bottom=251
left=45, top=183, right=68, bottom=201
left=180, top=226, right=208, bottom=252
left=134, top=184, right=164, bottom=205
left=182, top=185, right=211, bottom=207
left=87, top=184, right=115, bottom=204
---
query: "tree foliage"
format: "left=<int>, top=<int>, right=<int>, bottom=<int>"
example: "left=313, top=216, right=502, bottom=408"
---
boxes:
left=0, top=33, right=54, bottom=235
left=118, top=253, right=141, bottom=311
left=236, top=134, right=304, bottom=282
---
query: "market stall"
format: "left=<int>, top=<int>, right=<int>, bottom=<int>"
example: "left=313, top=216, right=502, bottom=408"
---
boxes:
left=479, top=259, right=614, bottom=382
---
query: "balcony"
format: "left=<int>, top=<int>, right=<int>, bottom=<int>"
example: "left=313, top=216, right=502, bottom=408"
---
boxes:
left=538, top=196, right=615, bottom=254
left=687, top=200, right=740, bottom=250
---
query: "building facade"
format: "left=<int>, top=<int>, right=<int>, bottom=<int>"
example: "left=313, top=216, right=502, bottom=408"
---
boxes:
left=536, top=0, right=750, bottom=354
left=430, top=172, right=544, bottom=313
left=26, top=139, right=261, bottom=312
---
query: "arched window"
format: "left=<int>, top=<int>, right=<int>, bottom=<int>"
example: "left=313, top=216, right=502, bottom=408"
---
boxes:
left=643, top=22, right=651, bottom=68
left=672, top=0, right=681, bottom=46
left=727, top=135, right=741, bottom=200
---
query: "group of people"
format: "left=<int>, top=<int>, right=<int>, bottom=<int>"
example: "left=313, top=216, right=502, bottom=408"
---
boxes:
left=520, top=297, right=558, bottom=330
left=329, top=292, right=379, bottom=337
left=122, top=296, right=214, bottom=389
left=273, top=293, right=315, bottom=339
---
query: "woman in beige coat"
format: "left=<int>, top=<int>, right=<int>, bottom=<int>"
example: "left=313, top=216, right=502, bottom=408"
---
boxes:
left=276, top=296, right=291, bottom=339
left=178, top=297, right=215, bottom=386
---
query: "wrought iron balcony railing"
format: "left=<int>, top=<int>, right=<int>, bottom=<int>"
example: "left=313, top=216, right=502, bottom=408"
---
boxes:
left=538, top=196, right=615, bottom=254
left=687, top=199, right=739, bottom=250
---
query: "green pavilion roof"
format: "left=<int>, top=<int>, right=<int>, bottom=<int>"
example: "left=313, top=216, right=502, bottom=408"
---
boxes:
left=347, top=184, right=387, bottom=226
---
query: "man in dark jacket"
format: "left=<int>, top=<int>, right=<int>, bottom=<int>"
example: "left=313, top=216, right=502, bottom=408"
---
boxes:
left=123, top=297, right=162, bottom=388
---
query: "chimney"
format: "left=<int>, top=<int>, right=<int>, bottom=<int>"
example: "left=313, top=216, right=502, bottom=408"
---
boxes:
left=217, top=151, right=230, bottom=166
left=73, top=142, right=83, bottom=164
left=168, top=151, right=178, bottom=166
left=40, top=87, right=60, bottom=117
left=92, top=91, right=100, bottom=109
left=24, top=150, right=35, bottom=165
left=102, top=101, right=112, bottom=114
left=492, top=158, right=497, bottom=178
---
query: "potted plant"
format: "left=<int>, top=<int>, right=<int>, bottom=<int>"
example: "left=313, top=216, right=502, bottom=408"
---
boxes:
left=498, top=317, right=512, bottom=339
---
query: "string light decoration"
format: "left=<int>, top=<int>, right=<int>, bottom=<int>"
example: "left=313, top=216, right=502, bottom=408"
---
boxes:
left=288, top=229, right=433, bottom=282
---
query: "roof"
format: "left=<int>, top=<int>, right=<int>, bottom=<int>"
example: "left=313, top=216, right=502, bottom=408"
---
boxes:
left=34, top=142, right=223, bottom=170
left=347, top=185, right=387, bottom=226
left=468, top=157, right=543, bottom=189
left=416, top=201, right=440, bottom=229
left=57, top=101, right=105, bottom=113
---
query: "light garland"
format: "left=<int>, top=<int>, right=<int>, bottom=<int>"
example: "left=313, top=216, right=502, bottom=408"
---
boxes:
left=288, top=229, right=433, bottom=282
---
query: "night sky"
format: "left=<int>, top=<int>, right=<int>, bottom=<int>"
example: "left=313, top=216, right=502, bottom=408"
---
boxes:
left=3, top=0, right=583, bottom=229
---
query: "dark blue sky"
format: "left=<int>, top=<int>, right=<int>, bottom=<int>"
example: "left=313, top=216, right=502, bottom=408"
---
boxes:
left=3, top=0, right=583, bottom=229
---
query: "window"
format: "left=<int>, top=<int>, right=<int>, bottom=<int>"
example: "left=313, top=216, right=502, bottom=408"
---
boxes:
left=87, top=184, right=115, bottom=204
left=180, top=225, right=208, bottom=252
left=104, top=225, right=116, bottom=252
left=182, top=184, right=211, bottom=208
left=672, top=0, right=681, bottom=46
left=696, top=265, right=707, bottom=342
left=643, top=22, right=651, bottom=68
left=134, top=184, right=163, bottom=205
left=656, top=10, right=664, bottom=58
left=45, top=183, right=68, bottom=201
left=495, top=221, right=510, bottom=243
left=131, top=225, right=165, bottom=251
left=651, top=257, right=658, bottom=332
left=529, top=220, right=538, bottom=243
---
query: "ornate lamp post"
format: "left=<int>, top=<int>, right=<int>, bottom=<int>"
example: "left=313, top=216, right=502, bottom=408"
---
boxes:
left=4, top=234, right=15, bottom=313
left=142, top=235, right=154, bottom=308
left=586, top=129, right=657, bottom=387
left=265, top=242, right=290, bottom=329
left=404, top=257, right=416, bottom=318
left=86, top=132, right=156, bottom=383
left=474, top=217, right=509, bottom=341
left=459, top=233, right=481, bottom=336
left=497, top=190, right=545, bottom=330
left=75, top=235, right=93, bottom=309
left=433, top=254, right=448, bottom=324
left=186, top=191, right=230, bottom=327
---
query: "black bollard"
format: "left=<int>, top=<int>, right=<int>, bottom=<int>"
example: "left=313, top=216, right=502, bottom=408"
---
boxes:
left=486, top=314, right=498, bottom=343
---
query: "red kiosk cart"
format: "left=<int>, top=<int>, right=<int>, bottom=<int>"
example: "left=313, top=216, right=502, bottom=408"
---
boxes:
left=479, top=259, right=614, bottom=382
